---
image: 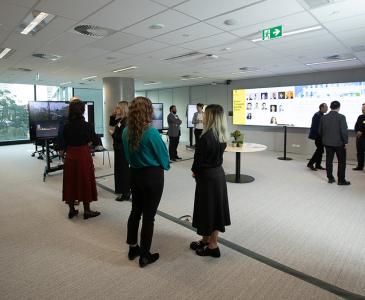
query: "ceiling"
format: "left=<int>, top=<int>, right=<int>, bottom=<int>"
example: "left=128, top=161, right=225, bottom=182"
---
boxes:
left=0, top=0, right=365, bottom=91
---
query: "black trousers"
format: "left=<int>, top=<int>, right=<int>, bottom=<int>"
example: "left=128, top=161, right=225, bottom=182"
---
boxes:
left=126, top=167, right=164, bottom=256
left=114, top=147, right=130, bottom=194
left=169, top=136, right=180, bottom=159
left=308, top=137, right=324, bottom=167
left=194, top=129, right=203, bottom=147
left=325, top=145, right=346, bottom=181
left=356, top=137, right=365, bottom=168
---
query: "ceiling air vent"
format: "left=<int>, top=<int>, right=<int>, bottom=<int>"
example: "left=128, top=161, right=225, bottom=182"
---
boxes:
left=32, top=53, right=62, bottom=61
left=74, top=25, right=114, bottom=37
left=164, top=51, right=203, bottom=61
left=17, top=67, right=32, bottom=72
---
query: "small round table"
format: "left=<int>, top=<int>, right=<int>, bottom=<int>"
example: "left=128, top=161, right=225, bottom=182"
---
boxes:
left=225, top=143, right=267, bottom=183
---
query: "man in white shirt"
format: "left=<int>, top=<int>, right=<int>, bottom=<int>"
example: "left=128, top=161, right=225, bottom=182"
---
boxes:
left=192, top=103, right=204, bottom=147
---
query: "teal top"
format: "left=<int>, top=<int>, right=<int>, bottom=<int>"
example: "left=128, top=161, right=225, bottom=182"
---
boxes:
left=122, top=126, right=170, bottom=170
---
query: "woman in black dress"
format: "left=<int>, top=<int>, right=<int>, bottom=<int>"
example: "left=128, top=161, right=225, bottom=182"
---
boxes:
left=60, top=98, right=100, bottom=220
left=109, top=101, right=131, bottom=201
left=190, top=104, right=230, bottom=258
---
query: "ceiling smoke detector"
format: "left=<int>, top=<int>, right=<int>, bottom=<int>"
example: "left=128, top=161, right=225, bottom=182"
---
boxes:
left=74, top=25, right=114, bottom=37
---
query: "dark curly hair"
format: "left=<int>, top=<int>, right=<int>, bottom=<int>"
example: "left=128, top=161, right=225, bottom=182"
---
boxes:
left=68, top=97, right=85, bottom=120
left=127, top=97, right=153, bottom=151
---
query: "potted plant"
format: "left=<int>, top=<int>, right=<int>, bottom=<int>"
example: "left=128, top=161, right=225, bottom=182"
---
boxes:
left=230, top=130, right=244, bottom=147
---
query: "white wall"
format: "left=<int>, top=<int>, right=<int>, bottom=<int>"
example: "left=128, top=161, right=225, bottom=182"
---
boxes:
left=138, top=67, right=365, bottom=160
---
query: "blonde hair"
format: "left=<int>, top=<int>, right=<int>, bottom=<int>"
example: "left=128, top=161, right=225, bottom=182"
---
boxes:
left=114, top=100, right=129, bottom=118
left=202, top=104, right=228, bottom=143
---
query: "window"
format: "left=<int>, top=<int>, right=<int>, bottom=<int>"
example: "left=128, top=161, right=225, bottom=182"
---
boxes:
left=0, top=83, right=34, bottom=142
left=35, top=85, right=72, bottom=101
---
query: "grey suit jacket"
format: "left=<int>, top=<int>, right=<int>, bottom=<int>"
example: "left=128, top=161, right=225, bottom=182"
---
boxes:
left=167, top=112, right=182, bottom=137
left=319, top=111, right=348, bottom=147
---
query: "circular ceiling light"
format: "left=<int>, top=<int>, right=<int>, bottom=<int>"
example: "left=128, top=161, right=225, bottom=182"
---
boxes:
left=224, top=19, right=239, bottom=26
left=149, top=23, right=165, bottom=30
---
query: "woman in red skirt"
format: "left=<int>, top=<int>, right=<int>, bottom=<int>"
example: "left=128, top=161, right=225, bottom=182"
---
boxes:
left=60, top=97, right=100, bottom=219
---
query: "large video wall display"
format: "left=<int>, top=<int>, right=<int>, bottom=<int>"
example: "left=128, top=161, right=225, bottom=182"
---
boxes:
left=233, top=81, right=365, bottom=129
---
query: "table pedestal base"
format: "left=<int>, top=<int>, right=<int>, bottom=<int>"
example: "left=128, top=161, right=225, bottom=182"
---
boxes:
left=226, top=174, right=255, bottom=183
left=277, top=157, right=292, bottom=161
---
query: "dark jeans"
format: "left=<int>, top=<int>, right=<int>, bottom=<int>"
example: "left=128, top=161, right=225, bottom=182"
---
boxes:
left=308, top=137, right=324, bottom=167
left=194, top=129, right=203, bottom=147
left=126, top=167, right=164, bottom=256
left=169, top=136, right=180, bottom=159
left=325, top=145, right=346, bottom=182
left=356, top=137, right=365, bottom=168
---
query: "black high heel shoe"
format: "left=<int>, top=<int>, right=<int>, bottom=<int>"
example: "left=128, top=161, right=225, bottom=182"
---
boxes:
left=83, top=210, right=100, bottom=219
left=68, top=209, right=79, bottom=219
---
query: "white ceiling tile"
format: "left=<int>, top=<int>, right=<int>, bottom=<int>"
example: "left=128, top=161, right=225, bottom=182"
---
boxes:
left=355, top=51, right=365, bottom=63
left=332, top=27, right=365, bottom=45
left=89, top=32, right=145, bottom=51
left=201, top=40, right=257, bottom=55
left=82, top=0, right=166, bottom=31
left=36, top=0, right=112, bottom=20
left=1, top=0, right=38, bottom=8
left=324, top=14, right=365, bottom=33
left=39, top=31, right=98, bottom=56
left=122, top=9, right=198, bottom=38
left=67, top=47, right=110, bottom=61
left=119, top=40, right=169, bottom=55
left=151, top=0, right=188, bottom=7
left=141, top=46, right=191, bottom=59
left=310, top=0, right=365, bottom=23
left=153, top=22, right=223, bottom=45
left=206, top=0, right=305, bottom=30
left=0, top=3, right=29, bottom=31
left=0, top=29, right=11, bottom=45
left=174, top=0, right=263, bottom=21
left=306, top=59, right=363, bottom=71
left=182, top=33, right=241, bottom=51
left=232, top=11, right=319, bottom=39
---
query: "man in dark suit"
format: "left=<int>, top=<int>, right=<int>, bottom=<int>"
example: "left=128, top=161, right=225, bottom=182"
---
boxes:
left=307, top=103, right=328, bottom=171
left=319, top=101, right=350, bottom=185
left=353, top=103, right=365, bottom=170
left=167, top=105, right=182, bottom=161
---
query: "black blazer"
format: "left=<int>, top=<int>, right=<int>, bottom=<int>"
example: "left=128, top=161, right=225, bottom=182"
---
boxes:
left=319, top=111, right=348, bottom=147
left=308, top=111, right=323, bottom=140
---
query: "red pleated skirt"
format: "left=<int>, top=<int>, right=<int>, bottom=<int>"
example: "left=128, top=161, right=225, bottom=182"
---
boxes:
left=62, top=145, right=97, bottom=203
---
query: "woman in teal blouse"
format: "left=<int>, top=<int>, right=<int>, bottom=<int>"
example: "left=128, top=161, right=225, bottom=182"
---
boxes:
left=122, top=97, right=170, bottom=268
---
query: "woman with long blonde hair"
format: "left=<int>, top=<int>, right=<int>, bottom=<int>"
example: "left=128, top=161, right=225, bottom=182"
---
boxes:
left=109, top=100, right=130, bottom=201
left=122, top=97, right=170, bottom=268
left=190, top=104, right=230, bottom=258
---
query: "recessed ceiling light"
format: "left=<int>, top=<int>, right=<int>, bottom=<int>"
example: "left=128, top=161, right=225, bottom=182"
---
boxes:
left=221, top=47, right=231, bottom=51
left=0, top=48, right=14, bottom=59
left=113, top=66, right=138, bottom=73
left=180, top=76, right=203, bottom=81
left=149, top=24, right=165, bottom=30
left=224, top=19, right=239, bottom=26
left=60, top=81, right=72, bottom=85
left=144, top=81, right=161, bottom=86
left=251, top=25, right=322, bottom=42
left=82, top=75, right=97, bottom=80
left=305, top=57, right=358, bottom=66
left=32, top=53, right=62, bottom=61
left=19, top=11, right=55, bottom=35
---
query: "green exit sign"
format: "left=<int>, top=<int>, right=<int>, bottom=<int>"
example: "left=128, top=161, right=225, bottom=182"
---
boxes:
left=262, top=25, right=283, bottom=40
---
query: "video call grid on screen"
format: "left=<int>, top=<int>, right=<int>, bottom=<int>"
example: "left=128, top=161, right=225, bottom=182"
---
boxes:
left=233, top=81, right=365, bottom=129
